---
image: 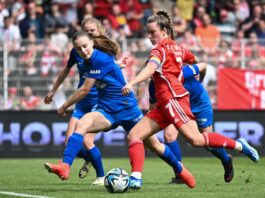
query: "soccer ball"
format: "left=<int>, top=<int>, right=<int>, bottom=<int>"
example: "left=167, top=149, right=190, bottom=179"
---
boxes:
left=104, top=168, right=130, bottom=193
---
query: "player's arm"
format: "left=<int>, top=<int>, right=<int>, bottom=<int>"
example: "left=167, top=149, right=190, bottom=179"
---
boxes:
left=122, top=56, right=159, bottom=95
left=183, top=62, right=207, bottom=80
left=44, top=67, right=71, bottom=104
left=57, top=78, right=96, bottom=116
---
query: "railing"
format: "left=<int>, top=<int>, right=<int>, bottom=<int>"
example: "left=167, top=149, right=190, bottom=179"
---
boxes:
left=1, top=37, right=265, bottom=110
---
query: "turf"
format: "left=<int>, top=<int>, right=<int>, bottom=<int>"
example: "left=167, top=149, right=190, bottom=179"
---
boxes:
left=0, top=157, right=264, bottom=198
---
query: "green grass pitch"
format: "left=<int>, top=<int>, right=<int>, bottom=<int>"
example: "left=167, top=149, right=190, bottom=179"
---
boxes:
left=0, top=157, right=264, bottom=198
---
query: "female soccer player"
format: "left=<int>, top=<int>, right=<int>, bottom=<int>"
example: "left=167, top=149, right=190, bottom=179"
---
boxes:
left=122, top=10, right=259, bottom=189
left=44, top=31, right=195, bottom=188
left=44, top=17, right=107, bottom=185
left=149, top=63, right=234, bottom=183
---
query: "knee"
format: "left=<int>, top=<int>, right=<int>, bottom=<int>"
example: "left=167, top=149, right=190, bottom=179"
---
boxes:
left=186, top=136, right=204, bottom=147
left=83, top=134, right=95, bottom=149
left=164, top=132, right=176, bottom=143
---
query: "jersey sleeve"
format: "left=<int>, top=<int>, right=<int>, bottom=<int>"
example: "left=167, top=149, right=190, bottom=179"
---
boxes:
left=148, top=47, right=163, bottom=66
left=67, top=48, right=76, bottom=68
left=182, top=64, right=200, bottom=79
left=148, top=79, right=157, bottom=104
left=182, top=48, right=195, bottom=64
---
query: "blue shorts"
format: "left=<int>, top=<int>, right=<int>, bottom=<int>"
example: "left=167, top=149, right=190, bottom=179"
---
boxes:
left=71, top=102, right=98, bottom=119
left=95, top=105, right=143, bottom=132
left=190, top=89, right=213, bottom=128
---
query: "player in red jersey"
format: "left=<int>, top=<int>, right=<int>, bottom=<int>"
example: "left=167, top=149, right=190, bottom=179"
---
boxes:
left=122, top=10, right=259, bottom=189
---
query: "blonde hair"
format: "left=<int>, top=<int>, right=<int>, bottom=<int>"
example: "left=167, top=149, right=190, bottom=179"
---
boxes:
left=81, top=17, right=106, bottom=35
left=147, top=10, right=175, bottom=40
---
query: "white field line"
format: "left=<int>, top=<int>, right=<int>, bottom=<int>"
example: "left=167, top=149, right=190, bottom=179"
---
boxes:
left=0, top=191, right=54, bottom=198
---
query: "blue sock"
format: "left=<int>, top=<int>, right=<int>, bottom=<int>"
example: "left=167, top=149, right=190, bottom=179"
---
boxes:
left=76, top=146, right=90, bottom=162
left=207, top=147, right=230, bottom=163
left=159, top=145, right=182, bottom=173
left=166, top=141, right=182, bottom=161
left=63, top=133, right=83, bottom=166
left=86, top=146, right=104, bottom=177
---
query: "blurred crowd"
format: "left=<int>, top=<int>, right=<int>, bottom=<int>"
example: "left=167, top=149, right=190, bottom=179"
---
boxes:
left=2, top=0, right=265, bottom=110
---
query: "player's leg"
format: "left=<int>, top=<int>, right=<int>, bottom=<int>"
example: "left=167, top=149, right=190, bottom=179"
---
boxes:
left=144, top=135, right=195, bottom=188
left=164, top=98, right=259, bottom=162
left=83, top=133, right=105, bottom=185
left=44, top=111, right=112, bottom=180
left=200, top=125, right=234, bottom=182
left=65, top=115, right=92, bottom=179
left=163, top=125, right=183, bottom=183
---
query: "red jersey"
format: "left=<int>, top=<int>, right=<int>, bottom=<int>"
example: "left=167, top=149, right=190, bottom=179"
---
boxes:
left=149, top=38, right=195, bottom=107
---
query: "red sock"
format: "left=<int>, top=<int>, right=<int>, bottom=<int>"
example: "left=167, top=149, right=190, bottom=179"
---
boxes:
left=128, top=140, right=145, bottom=172
left=202, top=132, right=236, bottom=149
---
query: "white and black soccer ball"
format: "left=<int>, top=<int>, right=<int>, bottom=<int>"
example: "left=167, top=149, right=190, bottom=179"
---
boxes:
left=104, top=168, right=130, bottom=193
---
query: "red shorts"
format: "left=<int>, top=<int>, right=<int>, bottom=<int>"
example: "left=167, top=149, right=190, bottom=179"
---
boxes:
left=145, top=96, right=195, bottom=129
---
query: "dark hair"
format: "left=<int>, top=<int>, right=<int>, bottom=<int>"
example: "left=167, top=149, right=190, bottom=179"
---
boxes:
left=147, top=10, right=175, bottom=40
left=72, top=31, right=120, bottom=57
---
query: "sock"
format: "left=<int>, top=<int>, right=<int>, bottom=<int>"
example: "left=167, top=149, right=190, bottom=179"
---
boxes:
left=159, top=144, right=182, bottom=174
left=166, top=141, right=182, bottom=161
left=128, top=140, right=145, bottom=173
left=86, top=146, right=104, bottom=177
left=63, top=133, right=83, bottom=166
left=207, top=147, right=230, bottom=163
left=76, top=146, right=90, bottom=162
left=202, top=132, right=236, bottom=149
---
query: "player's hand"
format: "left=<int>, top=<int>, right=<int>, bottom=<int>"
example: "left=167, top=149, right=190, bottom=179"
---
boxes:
left=57, top=105, right=67, bottom=117
left=44, top=91, right=54, bottom=104
left=122, top=83, right=132, bottom=96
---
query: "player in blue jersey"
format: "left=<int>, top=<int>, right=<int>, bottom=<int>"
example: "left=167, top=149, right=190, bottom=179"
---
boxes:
left=149, top=63, right=234, bottom=183
left=44, top=31, right=195, bottom=187
left=44, top=17, right=109, bottom=185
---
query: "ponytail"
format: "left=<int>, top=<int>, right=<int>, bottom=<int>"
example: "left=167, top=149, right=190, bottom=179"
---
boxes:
left=147, top=10, right=175, bottom=40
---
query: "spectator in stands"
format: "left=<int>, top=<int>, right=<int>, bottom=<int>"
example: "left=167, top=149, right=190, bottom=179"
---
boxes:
left=20, top=86, right=40, bottom=110
left=78, top=2, right=93, bottom=22
left=254, top=19, right=265, bottom=42
left=245, top=32, right=265, bottom=69
left=19, top=1, right=44, bottom=39
left=139, top=0, right=153, bottom=25
left=233, top=0, right=249, bottom=25
left=102, top=17, right=118, bottom=40
left=171, top=5, right=187, bottom=38
left=108, top=3, right=132, bottom=38
left=180, top=28, right=200, bottom=52
left=241, top=4, right=264, bottom=37
left=217, top=8, right=237, bottom=30
left=0, top=15, right=21, bottom=76
left=10, top=0, right=26, bottom=22
left=50, top=23, right=69, bottom=54
left=6, top=87, right=20, bottom=110
left=0, top=1, right=9, bottom=28
left=44, top=3, right=68, bottom=36
left=231, top=29, right=244, bottom=54
left=195, top=13, right=221, bottom=55
left=93, top=0, right=113, bottom=19
left=190, top=6, right=206, bottom=30
left=176, top=0, right=195, bottom=21
left=218, top=39, right=236, bottom=68
left=120, top=0, right=144, bottom=37
left=40, top=36, right=59, bottom=77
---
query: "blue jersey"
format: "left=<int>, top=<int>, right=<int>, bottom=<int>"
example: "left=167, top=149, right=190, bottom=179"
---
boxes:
left=83, top=49, right=142, bottom=131
left=67, top=48, right=99, bottom=118
left=149, top=64, right=212, bottom=128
